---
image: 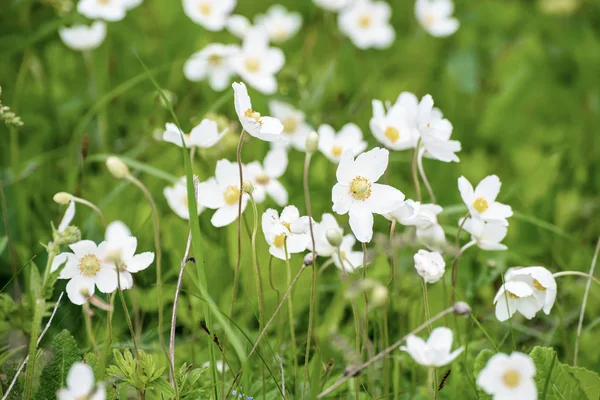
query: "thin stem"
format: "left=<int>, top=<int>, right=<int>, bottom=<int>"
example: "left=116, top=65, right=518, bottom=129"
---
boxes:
left=284, top=243, right=298, bottom=392
left=451, top=214, right=471, bottom=302
left=387, top=219, right=396, bottom=287
left=417, top=147, right=437, bottom=204
left=248, top=195, right=265, bottom=329
left=429, top=367, right=439, bottom=400
left=231, top=129, right=246, bottom=317
left=83, top=303, right=99, bottom=355
left=99, top=293, right=115, bottom=380
left=117, top=270, right=139, bottom=358
left=411, top=140, right=422, bottom=202
left=553, top=270, right=600, bottom=285
left=71, top=196, right=107, bottom=226
left=422, top=279, right=432, bottom=333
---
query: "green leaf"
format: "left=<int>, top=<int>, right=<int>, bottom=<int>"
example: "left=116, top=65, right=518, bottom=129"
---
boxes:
left=473, top=349, right=494, bottom=400
left=150, top=377, right=176, bottom=397
left=563, top=364, right=600, bottom=400
left=34, top=330, right=81, bottom=400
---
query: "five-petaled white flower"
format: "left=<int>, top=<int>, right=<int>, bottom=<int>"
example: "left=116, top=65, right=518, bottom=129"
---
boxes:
left=184, top=43, right=240, bottom=91
left=164, top=177, right=204, bottom=220
left=314, top=213, right=344, bottom=257
left=77, top=0, right=127, bottom=22
left=317, top=123, right=367, bottom=164
left=413, top=249, right=445, bottom=283
left=59, top=22, right=106, bottom=51
left=338, top=0, right=395, bottom=50
left=255, top=5, right=302, bottom=43
left=461, top=217, right=508, bottom=251
left=162, top=120, right=227, bottom=149
left=183, top=0, right=236, bottom=31
left=493, top=280, right=541, bottom=321
left=231, top=29, right=285, bottom=94
left=246, top=148, right=289, bottom=206
left=232, top=82, right=285, bottom=142
left=269, top=101, right=313, bottom=151
left=400, top=327, right=464, bottom=367
left=313, top=0, right=350, bottom=12
left=458, top=175, right=513, bottom=223
left=477, top=352, right=537, bottom=400
left=415, top=0, right=460, bottom=38
left=415, top=94, right=461, bottom=163
left=502, top=266, right=557, bottom=318
left=197, top=160, right=248, bottom=227
left=370, top=99, right=416, bottom=151
left=57, top=362, right=106, bottom=400
left=262, top=206, right=310, bottom=260
left=332, top=234, right=366, bottom=273
left=332, top=148, right=405, bottom=243
left=226, top=14, right=252, bottom=38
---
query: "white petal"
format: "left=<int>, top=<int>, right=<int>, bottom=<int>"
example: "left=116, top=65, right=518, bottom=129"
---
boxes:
left=280, top=205, right=300, bottom=223
left=265, top=180, right=288, bottom=206
left=457, top=176, right=474, bottom=207
left=66, top=275, right=94, bottom=305
left=211, top=203, right=246, bottom=227
left=69, top=240, right=97, bottom=258
left=94, top=267, right=118, bottom=294
left=353, top=147, right=389, bottom=183
left=332, top=184, right=352, bottom=215
left=364, top=183, right=405, bottom=214
left=264, top=148, right=288, bottom=178
left=258, top=116, right=284, bottom=136
left=58, top=201, right=76, bottom=233
left=67, top=362, right=94, bottom=396
left=401, top=335, right=429, bottom=366
left=197, top=178, right=225, bottom=209
left=474, top=175, right=502, bottom=204
left=349, top=208, right=374, bottom=243
left=127, top=252, right=154, bottom=273
left=336, top=148, right=356, bottom=184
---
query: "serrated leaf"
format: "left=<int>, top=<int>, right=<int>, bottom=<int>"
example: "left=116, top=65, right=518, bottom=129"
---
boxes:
left=529, top=346, right=590, bottom=400
left=562, top=364, right=600, bottom=400
left=150, top=377, right=176, bottom=397
left=34, top=330, right=81, bottom=400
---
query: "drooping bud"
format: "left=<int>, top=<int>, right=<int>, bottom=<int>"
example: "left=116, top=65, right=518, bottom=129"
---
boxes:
left=242, top=180, right=255, bottom=194
left=305, top=131, right=319, bottom=154
left=106, top=156, right=130, bottom=179
left=304, top=253, right=315, bottom=266
left=53, top=192, right=72, bottom=205
left=453, top=301, right=472, bottom=316
left=326, top=228, right=343, bottom=248
left=371, top=284, right=389, bottom=308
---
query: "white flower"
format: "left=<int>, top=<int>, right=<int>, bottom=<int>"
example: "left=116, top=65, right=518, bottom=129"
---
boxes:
left=415, top=94, right=461, bottom=162
left=255, top=5, right=302, bottom=43
left=184, top=44, right=240, bottom=91
left=269, top=101, right=313, bottom=151
left=493, top=280, right=541, bottom=321
left=162, top=120, right=227, bottom=148
left=338, top=0, right=395, bottom=50
left=164, top=177, right=204, bottom=220
left=505, top=266, right=557, bottom=315
left=313, top=0, right=350, bottom=12
left=183, top=0, right=236, bottom=31
left=332, top=234, right=365, bottom=273
left=123, top=0, right=143, bottom=9
left=77, top=0, right=127, bottom=22
left=59, top=22, right=106, bottom=51
left=413, top=249, right=445, bottom=283
left=197, top=160, right=248, bottom=227
left=314, top=213, right=344, bottom=257
left=317, top=123, right=367, bottom=163
left=202, top=360, right=229, bottom=373
left=246, top=148, right=288, bottom=206
left=458, top=175, right=513, bottom=223
left=232, top=82, right=285, bottom=142
left=226, top=14, right=251, bottom=38
left=332, top=148, right=405, bottom=243
left=58, top=200, right=76, bottom=233
left=477, top=352, right=537, bottom=400
left=415, top=0, right=460, bottom=38
left=262, top=206, right=310, bottom=260
left=400, top=327, right=464, bottom=367
left=461, top=217, right=508, bottom=251
left=57, top=362, right=105, bottom=400
left=231, top=29, right=285, bottom=94
left=370, top=99, right=416, bottom=151
left=388, top=202, right=446, bottom=252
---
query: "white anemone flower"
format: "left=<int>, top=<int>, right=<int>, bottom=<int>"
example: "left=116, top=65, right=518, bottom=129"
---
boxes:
left=255, top=5, right=302, bottom=43
left=164, top=177, right=204, bottom=220
left=413, top=249, right=445, bottom=283
left=461, top=217, right=508, bottom=251
left=458, top=175, right=513, bottom=224
left=338, top=0, right=395, bottom=50
left=162, top=120, right=227, bottom=149
left=59, top=22, right=106, bottom=51
left=477, top=352, right=537, bottom=400
left=202, top=360, right=229, bottom=373
left=182, top=0, right=236, bottom=31
left=262, top=206, right=310, bottom=260
left=57, top=362, right=105, bottom=400
left=332, top=148, right=405, bottom=243
left=269, top=101, right=313, bottom=151
left=314, top=213, right=344, bottom=257
left=317, top=123, right=367, bottom=164
left=493, top=280, right=541, bottom=321
left=400, top=327, right=464, bottom=367
left=226, top=14, right=252, bottom=38
left=415, top=95, right=461, bottom=163
left=332, top=234, right=365, bottom=273
left=77, top=0, right=127, bottom=22
left=232, top=82, right=285, bottom=142
left=231, top=29, right=285, bottom=94
left=246, top=148, right=288, bottom=206
left=313, top=0, right=350, bottom=12
left=184, top=43, right=240, bottom=91
left=197, top=160, right=248, bottom=227
left=370, top=99, right=416, bottom=151
left=505, top=266, right=557, bottom=315
left=123, top=0, right=143, bottom=10
left=415, top=0, right=460, bottom=38
left=389, top=202, right=446, bottom=252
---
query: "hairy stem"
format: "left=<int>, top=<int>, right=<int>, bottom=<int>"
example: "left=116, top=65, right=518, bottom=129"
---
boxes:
left=417, top=147, right=437, bottom=204
left=411, top=140, right=423, bottom=202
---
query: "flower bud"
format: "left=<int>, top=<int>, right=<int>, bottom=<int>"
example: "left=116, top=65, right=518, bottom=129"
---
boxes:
left=305, top=131, right=319, bottom=154
left=326, top=228, right=343, bottom=247
left=53, top=192, right=72, bottom=205
left=413, top=249, right=445, bottom=284
left=371, top=284, right=388, bottom=308
left=304, top=253, right=314, bottom=266
left=453, top=301, right=472, bottom=316
left=106, top=156, right=130, bottom=179
left=242, top=180, right=255, bottom=194
left=54, top=226, right=82, bottom=245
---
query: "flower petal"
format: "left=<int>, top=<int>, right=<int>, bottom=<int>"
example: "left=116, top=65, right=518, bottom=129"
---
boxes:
left=349, top=208, right=374, bottom=243
left=127, top=252, right=154, bottom=273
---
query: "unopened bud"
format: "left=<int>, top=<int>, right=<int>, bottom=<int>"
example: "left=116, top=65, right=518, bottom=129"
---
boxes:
left=55, top=226, right=82, bottom=245
left=371, top=284, right=388, bottom=307
left=326, top=228, right=343, bottom=247
left=242, top=180, right=255, bottom=194
left=53, top=192, right=72, bottom=205
left=106, top=156, right=130, bottom=179
left=304, top=253, right=315, bottom=266
left=305, top=131, right=319, bottom=154
left=453, top=301, right=472, bottom=316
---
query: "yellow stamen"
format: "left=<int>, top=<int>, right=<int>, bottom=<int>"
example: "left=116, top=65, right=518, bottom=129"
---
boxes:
left=273, top=233, right=286, bottom=248
left=282, top=117, right=298, bottom=134
left=349, top=176, right=371, bottom=201
left=502, top=369, right=520, bottom=388
left=358, top=14, right=372, bottom=28
left=331, top=145, right=343, bottom=158
left=244, top=57, right=261, bottom=73
left=473, top=197, right=489, bottom=213
left=532, top=279, right=546, bottom=291
left=198, top=3, right=211, bottom=15
left=425, top=14, right=436, bottom=26
left=385, top=126, right=400, bottom=143
left=507, top=291, right=519, bottom=299
left=223, top=185, right=240, bottom=206
left=98, top=0, right=110, bottom=4
left=255, top=173, right=270, bottom=185
left=78, top=254, right=101, bottom=277
left=207, top=53, right=223, bottom=66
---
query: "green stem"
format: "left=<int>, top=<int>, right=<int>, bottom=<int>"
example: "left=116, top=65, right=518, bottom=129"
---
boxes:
left=411, top=140, right=422, bottom=202
left=83, top=303, right=98, bottom=355
left=422, top=279, right=432, bottom=333
left=117, top=277, right=139, bottom=358
left=284, top=243, right=298, bottom=394
left=99, top=293, right=115, bottom=380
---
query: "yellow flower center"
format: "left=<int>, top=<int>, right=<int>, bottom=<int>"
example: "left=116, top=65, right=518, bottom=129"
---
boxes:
left=223, top=185, right=240, bottom=206
left=255, top=173, right=270, bottom=185
left=358, top=14, right=372, bottom=28
left=340, top=250, right=347, bottom=260
left=385, top=126, right=400, bottom=143
left=244, top=108, right=262, bottom=124
left=507, top=291, right=520, bottom=299
left=331, top=145, right=343, bottom=158
left=244, top=57, right=261, bottom=73
left=198, top=3, right=212, bottom=15
left=282, top=221, right=291, bottom=231
left=273, top=26, right=287, bottom=41
left=273, top=233, right=286, bottom=248
left=502, top=369, right=520, bottom=388
left=78, top=254, right=101, bottom=277
left=117, top=261, right=127, bottom=272
left=532, top=279, right=546, bottom=291
left=473, top=197, right=489, bottom=213
left=349, top=176, right=371, bottom=201
left=425, top=14, right=436, bottom=26
left=207, top=53, right=223, bottom=66
left=282, top=117, right=298, bottom=134
left=98, top=0, right=110, bottom=4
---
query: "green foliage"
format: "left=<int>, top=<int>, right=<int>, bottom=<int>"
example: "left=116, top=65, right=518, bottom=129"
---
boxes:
left=175, top=363, right=209, bottom=399
left=472, top=349, right=494, bottom=399
left=107, top=349, right=174, bottom=398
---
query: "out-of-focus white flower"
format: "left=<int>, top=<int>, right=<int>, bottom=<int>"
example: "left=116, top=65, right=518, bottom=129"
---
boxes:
left=58, top=200, right=76, bottom=233
left=231, top=29, right=285, bottom=94
left=59, top=22, right=106, bottom=51
left=332, top=148, right=405, bottom=243
left=183, top=0, right=236, bottom=31
left=415, top=0, right=460, bottom=37
left=313, top=0, right=350, bottom=12
left=226, top=14, right=251, bottom=38
left=314, top=213, right=344, bottom=257
left=164, top=177, right=204, bottom=220
left=262, top=206, right=310, bottom=260
left=197, top=160, right=248, bottom=227
left=338, top=0, right=395, bottom=50
left=57, top=362, right=105, bottom=400
left=269, top=101, right=313, bottom=151
left=458, top=175, right=513, bottom=224
left=77, top=0, right=127, bottom=22
left=505, top=266, right=557, bottom=315
left=246, top=148, right=288, bottom=206
left=162, top=120, right=227, bottom=149
left=388, top=202, right=446, bottom=252
left=184, top=43, right=240, bottom=91
left=415, top=94, right=461, bottom=163
left=122, top=0, right=143, bottom=9
left=493, top=280, right=541, bottom=321
left=317, top=123, right=367, bottom=164
left=461, top=217, right=508, bottom=251
left=477, top=352, right=537, bottom=400
left=331, top=234, right=365, bottom=273
left=255, top=5, right=302, bottom=43
left=400, top=327, right=463, bottom=367
left=202, top=360, right=229, bottom=373
left=413, top=249, right=445, bottom=283
left=232, top=82, right=285, bottom=142
left=370, top=99, right=416, bottom=150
